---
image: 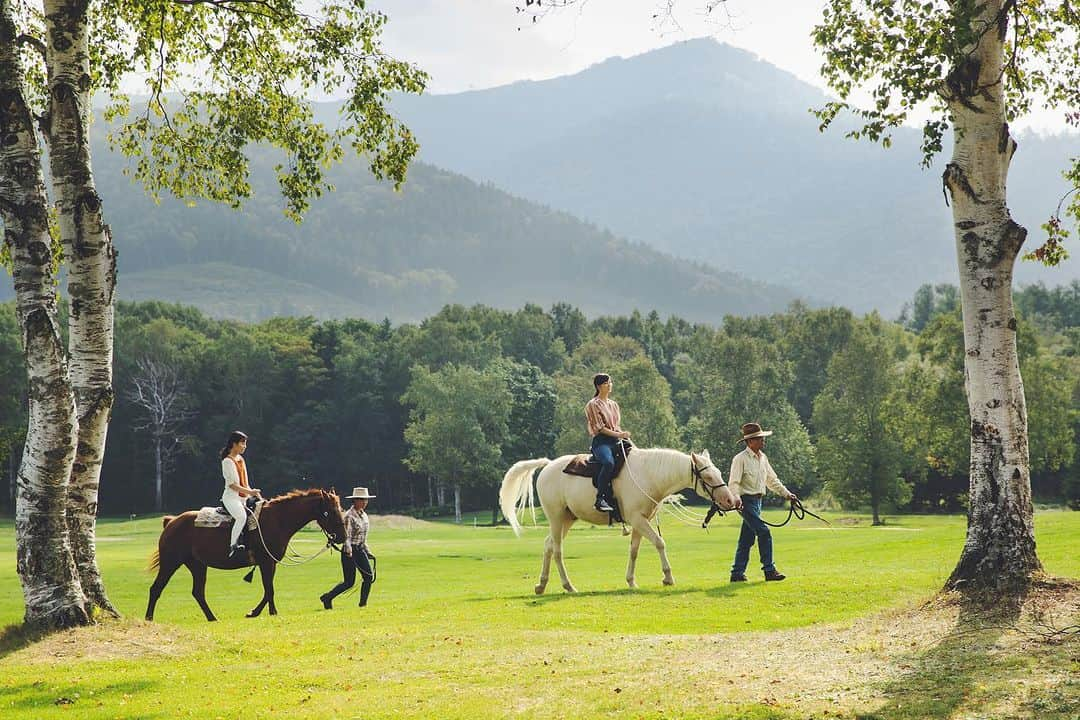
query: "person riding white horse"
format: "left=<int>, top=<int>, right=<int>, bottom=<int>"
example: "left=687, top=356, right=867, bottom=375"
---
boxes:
left=500, top=446, right=738, bottom=593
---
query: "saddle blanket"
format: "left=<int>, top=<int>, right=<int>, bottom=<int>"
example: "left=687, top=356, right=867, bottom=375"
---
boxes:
left=194, top=502, right=263, bottom=529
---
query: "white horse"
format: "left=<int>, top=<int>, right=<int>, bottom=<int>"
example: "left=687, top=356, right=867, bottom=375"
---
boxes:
left=499, top=447, right=737, bottom=593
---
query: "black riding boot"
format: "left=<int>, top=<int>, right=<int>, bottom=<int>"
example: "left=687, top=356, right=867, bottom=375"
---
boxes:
left=359, top=582, right=372, bottom=607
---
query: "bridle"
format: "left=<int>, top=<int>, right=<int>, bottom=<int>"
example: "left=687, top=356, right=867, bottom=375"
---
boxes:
left=691, top=458, right=730, bottom=514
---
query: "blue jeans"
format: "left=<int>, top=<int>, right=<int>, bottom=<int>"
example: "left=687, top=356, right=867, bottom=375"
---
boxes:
left=731, top=495, right=775, bottom=575
left=591, top=435, right=618, bottom=499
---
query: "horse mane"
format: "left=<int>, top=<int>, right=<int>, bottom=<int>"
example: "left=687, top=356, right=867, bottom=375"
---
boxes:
left=634, top=447, right=691, bottom=479
left=265, top=487, right=332, bottom=505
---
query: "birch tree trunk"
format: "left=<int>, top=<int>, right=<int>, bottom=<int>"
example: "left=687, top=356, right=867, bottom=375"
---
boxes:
left=42, top=0, right=118, bottom=616
left=942, top=1, right=1040, bottom=594
left=0, top=1, right=88, bottom=629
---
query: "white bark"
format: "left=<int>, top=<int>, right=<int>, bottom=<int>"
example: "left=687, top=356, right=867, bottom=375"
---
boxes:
left=943, top=1, right=1040, bottom=592
left=1, top=0, right=88, bottom=629
left=42, top=0, right=117, bottom=616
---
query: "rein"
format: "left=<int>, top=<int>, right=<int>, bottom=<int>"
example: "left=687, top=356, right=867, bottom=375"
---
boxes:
left=702, top=496, right=831, bottom=529
left=247, top=500, right=341, bottom=566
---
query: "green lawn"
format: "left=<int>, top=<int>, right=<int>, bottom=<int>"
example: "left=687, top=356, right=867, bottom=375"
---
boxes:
left=0, top=509, right=1077, bottom=719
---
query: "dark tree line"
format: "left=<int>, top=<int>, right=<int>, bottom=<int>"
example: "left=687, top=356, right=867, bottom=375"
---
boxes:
left=0, top=282, right=1076, bottom=518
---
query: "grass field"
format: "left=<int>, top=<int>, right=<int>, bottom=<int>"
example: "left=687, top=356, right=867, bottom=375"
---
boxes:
left=0, top=509, right=1077, bottom=719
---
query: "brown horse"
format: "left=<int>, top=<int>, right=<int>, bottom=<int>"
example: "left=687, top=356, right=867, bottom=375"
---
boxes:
left=146, top=488, right=346, bottom=621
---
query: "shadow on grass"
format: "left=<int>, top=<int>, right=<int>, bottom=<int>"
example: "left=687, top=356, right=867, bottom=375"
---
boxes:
left=0, top=678, right=158, bottom=715
left=0, top=622, right=42, bottom=660
left=493, top=582, right=745, bottom=605
left=854, top=589, right=1076, bottom=720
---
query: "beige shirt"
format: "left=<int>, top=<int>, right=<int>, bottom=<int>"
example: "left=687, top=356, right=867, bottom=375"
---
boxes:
left=344, top=507, right=370, bottom=550
left=585, top=396, right=622, bottom=438
left=728, top=447, right=791, bottom=498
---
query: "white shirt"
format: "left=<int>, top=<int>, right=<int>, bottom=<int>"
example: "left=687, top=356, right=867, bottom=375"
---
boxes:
left=728, top=447, right=791, bottom=498
left=221, top=457, right=250, bottom=502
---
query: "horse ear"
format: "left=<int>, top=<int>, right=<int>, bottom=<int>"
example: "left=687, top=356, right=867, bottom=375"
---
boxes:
left=701, top=449, right=711, bottom=459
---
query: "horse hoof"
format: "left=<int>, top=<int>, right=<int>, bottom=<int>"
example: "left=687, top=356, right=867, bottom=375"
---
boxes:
left=662, top=577, right=675, bottom=586
left=246, top=611, right=259, bottom=618
left=563, top=584, right=576, bottom=593
left=534, top=585, right=546, bottom=595
left=627, top=581, right=637, bottom=589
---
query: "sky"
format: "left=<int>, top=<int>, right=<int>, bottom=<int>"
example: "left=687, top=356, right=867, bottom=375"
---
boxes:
left=372, top=0, right=1070, bottom=134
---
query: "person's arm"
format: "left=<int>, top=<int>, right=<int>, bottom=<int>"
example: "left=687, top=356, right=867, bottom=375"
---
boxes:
left=343, top=512, right=356, bottom=555
left=222, top=458, right=259, bottom=497
left=727, top=453, right=743, bottom=497
left=764, top=456, right=795, bottom=499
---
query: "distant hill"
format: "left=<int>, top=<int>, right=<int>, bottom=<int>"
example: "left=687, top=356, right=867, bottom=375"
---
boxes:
left=384, top=38, right=1080, bottom=313
left=4, top=133, right=798, bottom=323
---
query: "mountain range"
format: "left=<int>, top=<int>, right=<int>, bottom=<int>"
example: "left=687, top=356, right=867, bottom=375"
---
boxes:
left=3, top=38, right=1076, bottom=321
left=386, top=38, right=1080, bottom=313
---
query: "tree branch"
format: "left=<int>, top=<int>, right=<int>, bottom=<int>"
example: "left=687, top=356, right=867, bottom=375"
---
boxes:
left=15, top=34, right=46, bottom=63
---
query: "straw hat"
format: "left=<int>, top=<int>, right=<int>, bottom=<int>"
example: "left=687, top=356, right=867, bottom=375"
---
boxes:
left=344, top=486, right=376, bottom=500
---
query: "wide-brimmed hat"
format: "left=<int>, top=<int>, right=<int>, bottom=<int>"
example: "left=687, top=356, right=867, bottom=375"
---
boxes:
left=344, top=486, right=376, bottom=500
left=739, top=422, right=773, bottom=443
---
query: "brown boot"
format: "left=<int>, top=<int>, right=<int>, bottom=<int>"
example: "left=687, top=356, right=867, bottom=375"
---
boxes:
left=764, top=570, right=786, bottom=582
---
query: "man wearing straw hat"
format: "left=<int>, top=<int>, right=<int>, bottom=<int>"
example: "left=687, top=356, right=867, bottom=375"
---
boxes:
left=728, top=422, right=797, bottom=583
left=320, top=487, right=377, bottom=609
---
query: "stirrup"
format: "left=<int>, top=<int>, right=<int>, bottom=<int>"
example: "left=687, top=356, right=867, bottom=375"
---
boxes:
left=595, top=498, right=615, bottom=513
left=228, top=543, right=246, bottom=558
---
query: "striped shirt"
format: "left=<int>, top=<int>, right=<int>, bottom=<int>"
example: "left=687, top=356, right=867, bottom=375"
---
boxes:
left=585, top=396, right=622, bottom=438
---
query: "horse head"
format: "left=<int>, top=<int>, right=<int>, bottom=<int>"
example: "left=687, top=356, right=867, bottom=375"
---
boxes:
left=313, top=488, right=347, bottom=544
left=690, top=450, right=737, bottom=511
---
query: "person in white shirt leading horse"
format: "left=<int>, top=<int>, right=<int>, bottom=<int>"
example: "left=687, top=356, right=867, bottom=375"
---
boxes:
left=728, top=422, right=797, bottom=582
left=220, top=431, right=262, bottom=558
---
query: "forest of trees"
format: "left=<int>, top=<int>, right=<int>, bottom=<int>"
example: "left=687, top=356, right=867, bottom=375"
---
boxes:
left=1, top=281, right=1076, bottom=522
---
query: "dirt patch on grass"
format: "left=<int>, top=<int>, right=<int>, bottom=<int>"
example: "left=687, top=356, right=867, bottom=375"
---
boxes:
left=665, top=578, right=1080, bottom=716
left=6, top=620, right=193, bottom=665
left=367, top=514, right=434, bottom=530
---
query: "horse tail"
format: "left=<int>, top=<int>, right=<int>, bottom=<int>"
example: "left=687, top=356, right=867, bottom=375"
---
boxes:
left=148, top=515, right=176, bottom=572
left=499, top=458, right=550, bottom=537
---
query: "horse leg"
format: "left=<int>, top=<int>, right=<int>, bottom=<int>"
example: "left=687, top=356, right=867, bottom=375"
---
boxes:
left=247, top=563, right=276, bottom=617
left=630, top=514, right=674, bottom=586
left=625, top=528, right=643, bottom=589
left=552, top=511, right=577, bottom=593
left=145, top=557, right=182, bottom=621
left=186, top=561, right=217, bottom=621
left=535, top=532, right=554, bottom=595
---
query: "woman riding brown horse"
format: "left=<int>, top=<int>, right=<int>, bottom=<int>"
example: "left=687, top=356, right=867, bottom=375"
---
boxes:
left=146, top=488, right=346, bottom=621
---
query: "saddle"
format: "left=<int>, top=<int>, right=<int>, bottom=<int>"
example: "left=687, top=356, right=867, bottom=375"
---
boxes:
left=562, top=440, right=632, bottom=524
left=194, top=498, right=264, bottom=529
left=562, top=439, right=633, bottom=484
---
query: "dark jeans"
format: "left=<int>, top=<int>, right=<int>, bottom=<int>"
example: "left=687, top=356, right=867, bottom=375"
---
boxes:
left=591, top=435, right=619, bottom=500
left=325, top=546, right=376, bottom=605
left=731, top=495, right=775, bottom=575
